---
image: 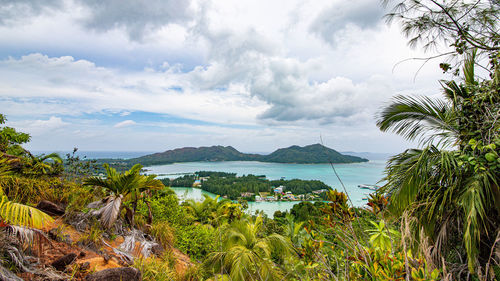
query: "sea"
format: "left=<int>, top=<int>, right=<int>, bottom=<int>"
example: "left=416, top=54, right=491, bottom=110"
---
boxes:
left=145, top=160, right=387, bottom=217
left=34, top=150, right=388, bottom=217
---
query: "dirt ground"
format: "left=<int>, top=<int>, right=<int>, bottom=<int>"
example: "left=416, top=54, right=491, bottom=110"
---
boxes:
left=15, top=218, right=193, bottom=280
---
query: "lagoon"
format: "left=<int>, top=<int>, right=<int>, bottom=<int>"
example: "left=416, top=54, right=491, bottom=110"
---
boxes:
left=148, top=160, right=387, bottom=216
left=171, top=187, right=318, bottom=217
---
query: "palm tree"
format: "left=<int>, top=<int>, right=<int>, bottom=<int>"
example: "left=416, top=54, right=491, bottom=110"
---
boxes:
left=376, top=50, right=499, bottom=271
left=0, top=159, right=53, bottom=229
left=28, top=153, right=63, bottom=176
left=204, top=216, right=292, bottom=281
left=83, top=164, right=163, bottom=228
left=185, top=194, right=220, bottom=224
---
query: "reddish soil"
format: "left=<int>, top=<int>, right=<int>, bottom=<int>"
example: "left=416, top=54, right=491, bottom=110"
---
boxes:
left=15, top=217, right=194, bottom=280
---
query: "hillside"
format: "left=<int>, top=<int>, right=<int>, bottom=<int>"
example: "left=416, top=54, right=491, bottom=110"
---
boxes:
left=262, top=144, right=368, bottom=163
left=130, top=145, right=261, bottom=165
left=129, top=144, right=368, bottom=166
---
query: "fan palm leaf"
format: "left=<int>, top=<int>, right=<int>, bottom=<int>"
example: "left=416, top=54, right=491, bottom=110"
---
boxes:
left=205, top=216, right=292, bottom=281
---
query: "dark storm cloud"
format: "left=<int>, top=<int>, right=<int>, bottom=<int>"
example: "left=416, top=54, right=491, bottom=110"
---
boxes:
left=310, top=0, right=385, bottom=45
left=77, top=0, right=194, bottom=41
left=0, top=0, right=193, bottom=41
left=0, top=0, right=64, bottom=25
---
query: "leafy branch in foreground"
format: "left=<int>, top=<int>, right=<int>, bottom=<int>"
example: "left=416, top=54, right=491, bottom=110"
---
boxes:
left=383, top=0, right=499, bottom=74
left=377, top=51, right=499, bottom=274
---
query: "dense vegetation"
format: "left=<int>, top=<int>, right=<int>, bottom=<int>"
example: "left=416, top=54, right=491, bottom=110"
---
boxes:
left=131, top=145, right=260, bottom=165
left=262, top=144, right=368, bottom=163
left=128, top=143, right=368, bottom=166
left=162, top=171, right=330, bottom=200
left=0, top=1, right=497, bottom=280
left=163, top=174, right=196, bottom=187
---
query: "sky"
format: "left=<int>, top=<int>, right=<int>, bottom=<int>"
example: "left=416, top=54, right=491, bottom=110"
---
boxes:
left=0, top=0, right=448, bottom=153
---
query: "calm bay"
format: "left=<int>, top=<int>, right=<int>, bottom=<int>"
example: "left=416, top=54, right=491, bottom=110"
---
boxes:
left=146, top=160, right=387, bottom=216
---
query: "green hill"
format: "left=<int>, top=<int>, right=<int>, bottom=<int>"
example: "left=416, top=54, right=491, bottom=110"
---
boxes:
left=130, top=145, right=260, bottom=166
left=262, top=144, right=368, bottom=163
left=128, top=144, right=368, bottom=166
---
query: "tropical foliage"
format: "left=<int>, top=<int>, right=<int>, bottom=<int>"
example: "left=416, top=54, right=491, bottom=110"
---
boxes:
left=84, top=163, right=164, bottom=228
left=377, top=51, right=499, bottom=274
left=204, top=216, right=292, bottom=281
left=383, top=0, right=499, bottom=74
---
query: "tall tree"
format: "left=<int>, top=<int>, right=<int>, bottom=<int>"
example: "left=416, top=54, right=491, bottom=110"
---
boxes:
left=383, top=0, right=499, bottom=74
left=0, top=114, right=30, bottom=157
left=84, top=164, right=163, bottom=228
left=377, top=51, right=499, bottom=273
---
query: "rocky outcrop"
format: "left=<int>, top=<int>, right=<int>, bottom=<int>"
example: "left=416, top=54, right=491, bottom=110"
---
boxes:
left=36, top=200, right=65, bottom=216
left=85, top=267, right=142, bottom=281
left=51, top=253, right=77, bottom=271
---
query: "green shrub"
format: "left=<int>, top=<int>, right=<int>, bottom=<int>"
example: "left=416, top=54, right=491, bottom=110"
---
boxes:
left=175, top=224, right=216, bottom=261
left=137, top=192, right=185, bottom=225
left=151, top=221, right=176, bottom=248
left=0, top=175, right=80, bottom=205
left=77, top=220, right=104, bottom=249
left=133, top=257, right=176, bottom=281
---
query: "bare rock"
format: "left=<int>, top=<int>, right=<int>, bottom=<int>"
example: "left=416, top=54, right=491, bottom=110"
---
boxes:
left=79, top=262, right=90, bottom=271
left=151, top=243, right=164, bottom=256
left=85, top=267, right=142, bottom=281
left=48, top=229, right=71, bottom=244
left=51, top=253, right=77, bottom=271
left=103, top=253, right=111, bottom=263
left=37, top=200, right=65, bottom=216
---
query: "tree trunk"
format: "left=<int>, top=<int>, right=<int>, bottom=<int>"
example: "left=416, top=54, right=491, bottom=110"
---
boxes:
left=145, top=200, right=153, bottom=224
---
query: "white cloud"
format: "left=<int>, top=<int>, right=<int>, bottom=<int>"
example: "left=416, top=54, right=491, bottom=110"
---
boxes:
left=114, top=120, right=136, bottom=128
left=309, top=0, right=385, bottom=46
left=10, top=116, right=68, bottom=136
left=0, top=0, right=447, bottom=152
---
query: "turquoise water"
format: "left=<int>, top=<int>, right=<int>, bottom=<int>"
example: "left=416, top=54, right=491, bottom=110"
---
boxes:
left=171, top=187, right=316, bottom=217
left=151, top=160, right=387, bottom=216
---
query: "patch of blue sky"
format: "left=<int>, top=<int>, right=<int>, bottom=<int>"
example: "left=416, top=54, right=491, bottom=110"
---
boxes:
left=80, top=111, right=261, bottom=130
left=167, top=86, right=183, bottom=92
left=214, top=87, right=228, bottom=92
left=0, top=47, right=205, bottom=72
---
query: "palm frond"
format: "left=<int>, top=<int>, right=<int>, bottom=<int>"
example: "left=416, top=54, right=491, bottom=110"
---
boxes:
left=460, top=171, right=496, bottom=270
left=96, top=195, right=123, bottom=229
left=376, top=95, right=458, bottom=146
left=463, top=49, right=477, bottom=86
left=38, top=153, right=63, bottom=163
left=0, top=195, right=53, bottom=229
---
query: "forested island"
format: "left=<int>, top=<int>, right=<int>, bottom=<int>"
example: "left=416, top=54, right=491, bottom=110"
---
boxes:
left=127, top=143, right=368, bottom=166
left=163, top=171, right=330, bottom=200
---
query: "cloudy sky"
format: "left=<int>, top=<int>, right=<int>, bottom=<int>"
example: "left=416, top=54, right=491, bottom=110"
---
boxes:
left=0, top=0, right=447, bottom=153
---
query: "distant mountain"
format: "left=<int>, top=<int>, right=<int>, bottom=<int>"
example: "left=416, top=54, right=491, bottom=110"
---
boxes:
left=129, top=144, right=368, bottom=166
left=130, top=145, right=260, bottom=165
left=263, top=144, right=368, bottom=164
